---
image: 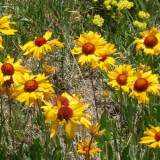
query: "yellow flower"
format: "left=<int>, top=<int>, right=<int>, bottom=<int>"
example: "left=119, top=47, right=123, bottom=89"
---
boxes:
left=0, top=15, right=17, bottom=35
left=0, top=54, right=31, bottom=86
left=41, top=93, right=91, bottom=139
left=133, top=21, right=147, bottom=29
left=93, top=14, right=104, bottom=27
left=90, top=123, right=105, bottom=136
left=13, top=73, right=54, bottom=106
left=138, top=11, right=150, bottom=19
left=117, top=0, right=134, bottom=10
left=140, top=125, right=160, bottom=148
left=101, top=90, right=110, bottom=98
left=139, top=63, right=151, bottom=72
left=108, top=65, right=134, bottom=93
left=77, top=138, right=102, bottom=157
left=71, top=31, right=107, bottom=67
left=20, top=31, right=64, bottom=60
left=42, top=62, right=55, bottom=73
left=129, top=70, right=160, bottom=104
left=96, top=43, right=116, bottom=72
left=0, top=36, right=4, bottom=50
left=133, top=27, right=160, bottom=56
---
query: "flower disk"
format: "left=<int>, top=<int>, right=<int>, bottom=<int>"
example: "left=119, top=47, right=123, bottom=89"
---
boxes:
left=134, top=78, right=149, bottom=92
left=82, top=42, right=95, bottom=55
left=116, top=74, right=127, bottom=85
left=24, top=80, right=38, bottom=92
left=1, top=63, right=14, bottom=75
left=144, top=34, right=158, bottom=48
left=35, top=37, right=47, bottom=46
left=57, top=107, right=73, bottom=121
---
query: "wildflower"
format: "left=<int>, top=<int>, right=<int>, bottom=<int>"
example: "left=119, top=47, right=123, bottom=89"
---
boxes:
left=139, top=63, right=151, bottom=72
left=138, top=11, right=150, bottom=19
left=20, top=31, right=64, bottom=60
left=0, top=15, right=17, bottom=35
left=77, top=138, right=102, bottom=157
left=0, top=54, right=31, bottom=86
left=71, top=31, right=107, bottom=67
left=133, top=21, right=147, bottom=29
left=93, top=15, right=104, bottom=27
left=129, top=70, right=160, bottom=104
left=117, top=0, right=134, bottom=10
left=108, top=65, right=134, bottom=93
left=101, top=90, right=110, bottom=98
left=42, top=62, right=55, bottom=73
left=90, top=123, right=105, bottom=136
left=96, top=43, right=116, bottom=72
left=13, top=73, right=54, bottom=106
left=140, top=125, right=160, bottom=148
left=133, top=27, right=160, bottom=56
left=41, top=93, right=91, bottom=138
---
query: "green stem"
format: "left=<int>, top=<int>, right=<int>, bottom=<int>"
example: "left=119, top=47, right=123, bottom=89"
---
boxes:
left=89, top=68, right=99, bottom=121
left=120, top=88, right=123, bottom=152
left=150, top=56, right=153, bottom=72
left=141, top=103, right=144, bottom=136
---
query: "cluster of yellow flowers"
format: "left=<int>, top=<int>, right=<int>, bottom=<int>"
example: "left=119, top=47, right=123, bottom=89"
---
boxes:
left=133, top=21, right=147, bottom=29
left=103, top=0, right=134, bottom=19
left=133, top=11, right=150, bottom=29
left=93, top=14, right=104, bottom=27
left=138, top=11, right=150, bottom=19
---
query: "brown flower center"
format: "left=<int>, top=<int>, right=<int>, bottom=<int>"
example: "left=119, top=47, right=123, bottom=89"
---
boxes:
left=5, top=77, right=14, bottom=85
left=1, top=63, right=14, bottom=75
left=57, top=107, right=73, bottom=121
left=116, top=74, right=127, bottom=85
left=24, top=80, right=38, bottom=92
left=82, top=42, right=96, bottom=55
left=144, top=34, right=158, bottom=48
left=155, top=132, right=160, bottom=141
left=134, top=78, right=149, bottom=92
left=100, top=54, right=108, bottom=62
left=53, top=96, right=69, bottom=107
left=35, top=37, right=47, bottom=47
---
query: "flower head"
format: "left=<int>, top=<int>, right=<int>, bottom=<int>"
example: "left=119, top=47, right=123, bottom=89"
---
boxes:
left=77, top=138, right=102, bottom=157
left=133, top=21, right=147, bottom=29
left=90, top=123, right=105, bottom=136
left=13, top=73, right=54, bottom=106
left=138, top=11, right=150, bottom=19
left=71, top=31, right=107, bottom=67
left=108, top=65, right=134, bottom=92
left=41, top=93, right=91, bottom=139
left=96, top=43, right=116, bottom=72
left=0, top=15, right=17, bottom=35
left=93, top=15, right=104, bottom=27
left=42, top=62, right=55, bottom=73
left=0, top=55, right=31, bottom=86
left=20, top=31, right=64, bottom=60
left=139, top=63, right=151, bottom=72
left=129, top=70, right=160, bottom=104
left=140, top=125, right=160, bottom=148
left=133, top=27, right=160, bottom=56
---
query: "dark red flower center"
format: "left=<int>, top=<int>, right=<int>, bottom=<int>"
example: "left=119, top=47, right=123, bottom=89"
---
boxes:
left=1, top=63, right=14, bottom=75
left=83, top=146, right=89, bottom=153
left=116, top=74, right=127, bottom=85
left=155, top=132, right=160, bottom=141
left=82, top=42, right=96, bottom=55
left=100, top=54, right=108, bottom=62
left=53, top=96, right=69, bottom=107
left=5, top=77, right=14, bottom=85
left=144, top=34, right=158, bottom=48
left=24, top=79, right=38, bottom=92
left=57, top=107, right=73, bottom=121
left=134, top=78, right=149, bottom=92
left=35, top=37, right=47, bottom=47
